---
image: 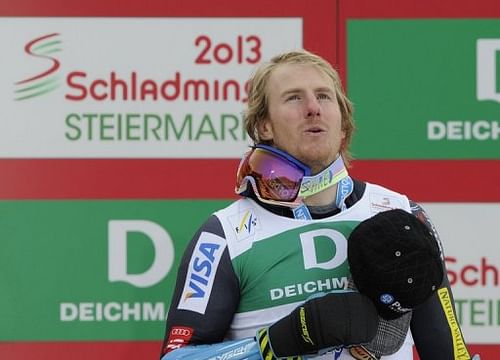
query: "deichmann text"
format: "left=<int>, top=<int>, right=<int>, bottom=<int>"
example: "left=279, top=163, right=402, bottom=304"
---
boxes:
left=427, top=120, right=500, bottom=140
left=65, top=113, right=247, bottom=141
left=270, top=277, right=349, bottom=301
left=60, top=302, right=167, bottom=321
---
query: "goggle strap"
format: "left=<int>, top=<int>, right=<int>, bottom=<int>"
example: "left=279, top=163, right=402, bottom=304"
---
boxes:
left=292, top=204, right=312, bottom=220
left=299, top=156, right=348, bottom=197
left=335, top=176, right=354, bottom=211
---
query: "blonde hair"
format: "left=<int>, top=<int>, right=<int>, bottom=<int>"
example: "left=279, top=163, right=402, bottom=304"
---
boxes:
left=243, top=49, right=355, bottom=165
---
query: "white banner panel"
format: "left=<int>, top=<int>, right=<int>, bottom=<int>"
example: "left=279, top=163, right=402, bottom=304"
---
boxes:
left=0, top=17, right=302, bottom=158
left=422, top=203, right=500, bottom=343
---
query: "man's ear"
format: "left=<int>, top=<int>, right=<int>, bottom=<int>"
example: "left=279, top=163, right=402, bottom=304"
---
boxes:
left=258, top=118, right=273, bottom=141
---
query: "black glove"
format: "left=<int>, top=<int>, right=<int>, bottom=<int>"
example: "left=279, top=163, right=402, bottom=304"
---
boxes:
left=257, top=292, right=379, bottom=359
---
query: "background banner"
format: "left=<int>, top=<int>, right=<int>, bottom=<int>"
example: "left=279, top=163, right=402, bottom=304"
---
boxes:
left=0, top=200, right=230, bottom=341
left=1, top=0, right=499, bottom=359
left=0, top=18, right=302, bottom=158
left=348, top=19, right=500, bottom=159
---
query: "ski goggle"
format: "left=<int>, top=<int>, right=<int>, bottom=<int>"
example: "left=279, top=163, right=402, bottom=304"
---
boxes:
left=235, top=144, right=348, bottom=207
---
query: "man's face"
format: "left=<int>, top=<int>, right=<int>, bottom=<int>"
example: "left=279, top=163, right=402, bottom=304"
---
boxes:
left=259, top=63, right=344, bottom=174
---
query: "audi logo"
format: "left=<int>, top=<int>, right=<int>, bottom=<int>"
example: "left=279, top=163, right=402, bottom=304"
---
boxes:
left=171, top=328, right=192, bottom=336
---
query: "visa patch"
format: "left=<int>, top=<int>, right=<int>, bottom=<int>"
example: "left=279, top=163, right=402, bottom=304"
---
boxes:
left=177, top=232, right=226, bottom=314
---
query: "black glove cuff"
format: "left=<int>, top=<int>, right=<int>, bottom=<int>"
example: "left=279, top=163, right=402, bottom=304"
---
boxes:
left=268, top=292, right=379, bottom=357
left=269, top=304, right=318, bottom=356
left=257, top=327, right=302, bottom=360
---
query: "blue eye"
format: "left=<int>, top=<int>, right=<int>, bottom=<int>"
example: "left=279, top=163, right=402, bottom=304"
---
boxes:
left=286, top=94, right=300, bottom=101
left=317, top=93, right=331, bottom=100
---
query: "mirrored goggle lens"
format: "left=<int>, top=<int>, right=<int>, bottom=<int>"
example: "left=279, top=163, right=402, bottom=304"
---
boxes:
left=237, top=148, right=305, bottom=202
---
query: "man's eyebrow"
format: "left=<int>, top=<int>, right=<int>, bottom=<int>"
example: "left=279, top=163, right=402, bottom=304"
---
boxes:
left=280, top=88, right=302, bottom=98
left=280, top=87, right=335, bottom=99
left=315, top=87, right=335, bottom=94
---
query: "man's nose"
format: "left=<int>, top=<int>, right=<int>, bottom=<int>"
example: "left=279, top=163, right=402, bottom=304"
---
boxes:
left=304, top=96, right=321, bottom=118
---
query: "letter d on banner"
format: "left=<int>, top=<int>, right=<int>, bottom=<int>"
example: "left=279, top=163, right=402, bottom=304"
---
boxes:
left=108, top=220, right=174, bottom=287
left=300, top=229, right=347, bottom=270
left=477, top=39, right=500, bottom=102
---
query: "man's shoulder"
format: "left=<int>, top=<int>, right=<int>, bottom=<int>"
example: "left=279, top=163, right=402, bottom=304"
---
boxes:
left=351, top=177, right=410, bottom=198
left=213, top=197, right=259, bottom=218
left=355, top=180, right=411, bottom=213
left=363, top=180, right=409, bottom=198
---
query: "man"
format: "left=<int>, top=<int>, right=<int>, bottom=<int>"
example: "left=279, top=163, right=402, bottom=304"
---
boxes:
left=160, top=50, right=472, bottom=359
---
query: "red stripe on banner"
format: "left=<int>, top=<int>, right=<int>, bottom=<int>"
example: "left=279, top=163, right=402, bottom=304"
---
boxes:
left=338, top=0, right=500, bottom=18
left=0, top=341, right=497, bottom=360
left=413, top=345, right=498, bottom=359
left=0, top=341, right=161, bottom=360
left=349, top=159, right=500, bottom=203
left=0, top=159, right=240, bottom=200
left=0, top=0, right=329, bottom=16
left=3, top=0, right=500, bottom=18
left=0, top=159, right=499, bottom=202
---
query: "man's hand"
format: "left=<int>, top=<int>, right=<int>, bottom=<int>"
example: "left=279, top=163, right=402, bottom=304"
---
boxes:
left=257, top=292, right=379, bottom=359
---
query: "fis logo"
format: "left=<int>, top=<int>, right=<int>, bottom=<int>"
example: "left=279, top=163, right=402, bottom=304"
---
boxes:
left=177, top=232, right=226, bottom=314
left=235, top=210, right=257, bottom=235
left=229, top=209, right=260, bottom=241
left=477, top=39, right=500, bottom=103
left=14, top=33, right=62, bottom=100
